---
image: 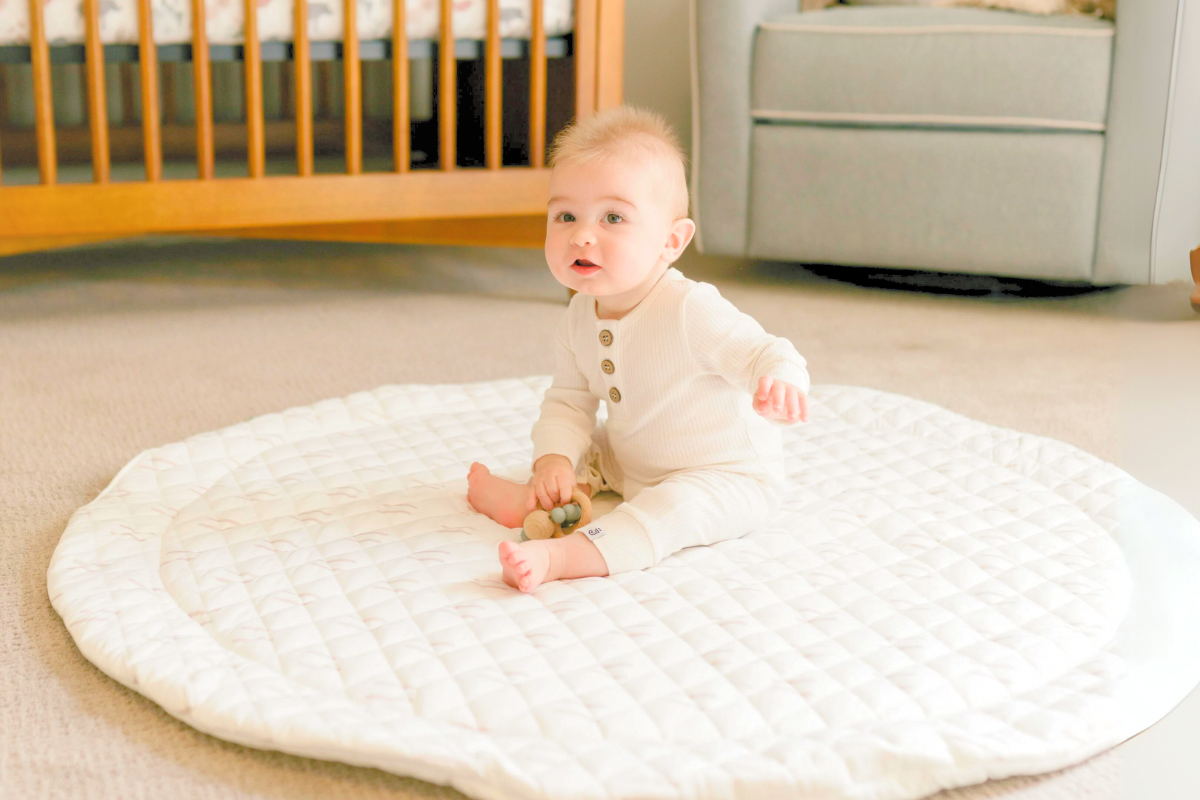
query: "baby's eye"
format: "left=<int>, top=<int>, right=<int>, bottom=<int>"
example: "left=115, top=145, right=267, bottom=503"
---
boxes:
left=604, top=213, right=622, bottom=224
left=556, top=212, right=576, bottom=222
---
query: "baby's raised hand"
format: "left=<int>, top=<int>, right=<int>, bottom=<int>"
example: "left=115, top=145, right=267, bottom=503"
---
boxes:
left=753, top=376, right=809, bottom=424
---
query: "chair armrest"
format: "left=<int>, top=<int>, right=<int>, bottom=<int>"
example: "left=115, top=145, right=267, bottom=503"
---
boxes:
left=690, top=0, right=797, bottom=256
left=1095, top=0, right=1200, bottom=285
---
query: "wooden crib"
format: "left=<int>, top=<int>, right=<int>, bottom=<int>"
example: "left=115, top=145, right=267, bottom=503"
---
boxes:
left=0, top=0, right=624, bottom=257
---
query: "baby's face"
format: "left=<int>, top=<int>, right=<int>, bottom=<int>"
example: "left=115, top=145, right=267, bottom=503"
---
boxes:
left=545, top=154, right=686, bottom=298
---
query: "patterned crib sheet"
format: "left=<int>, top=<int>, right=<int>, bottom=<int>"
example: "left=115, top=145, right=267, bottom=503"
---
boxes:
left=0, top=0, right=573, bottom=47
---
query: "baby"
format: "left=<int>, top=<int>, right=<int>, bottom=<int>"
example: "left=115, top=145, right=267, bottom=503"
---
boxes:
left=467, top=106, right=810, bottom=592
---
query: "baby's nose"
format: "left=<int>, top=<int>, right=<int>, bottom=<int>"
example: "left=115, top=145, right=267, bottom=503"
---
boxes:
left=569, top=226, right=596, bottom=246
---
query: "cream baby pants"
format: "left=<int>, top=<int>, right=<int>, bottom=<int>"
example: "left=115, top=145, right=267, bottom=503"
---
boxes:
left=572, top=424, right=785, bottom=575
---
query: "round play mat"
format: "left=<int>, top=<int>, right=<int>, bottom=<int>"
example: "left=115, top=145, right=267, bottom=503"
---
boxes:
left=48, top=378, right=1200, bottom=800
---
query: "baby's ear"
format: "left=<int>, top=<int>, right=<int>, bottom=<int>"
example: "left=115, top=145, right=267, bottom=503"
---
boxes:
left=663, top=218, right=696, bottom=263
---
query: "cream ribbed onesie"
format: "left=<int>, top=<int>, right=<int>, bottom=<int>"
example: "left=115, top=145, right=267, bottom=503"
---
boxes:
left=530, top=266, right=811, bottom=574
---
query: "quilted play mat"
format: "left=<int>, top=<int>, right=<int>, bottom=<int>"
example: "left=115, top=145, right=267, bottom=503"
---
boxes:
left=48, top=377, right=1200, bottom=800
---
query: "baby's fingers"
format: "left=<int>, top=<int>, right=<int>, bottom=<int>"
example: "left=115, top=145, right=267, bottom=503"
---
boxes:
left=771, top=381, right=787, bottom=412
left=786, top=391, right=800, bottom=421
left=534, top=481, right=555, bottom=513
left=752, top=391, right=777, bottom=418
left=756, top=376, right=774, bottom=403
left=556, top=473, right=575, bottom=505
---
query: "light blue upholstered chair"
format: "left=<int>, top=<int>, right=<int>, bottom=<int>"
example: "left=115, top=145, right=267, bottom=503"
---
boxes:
left=689, top=1, right=1200, bottom=298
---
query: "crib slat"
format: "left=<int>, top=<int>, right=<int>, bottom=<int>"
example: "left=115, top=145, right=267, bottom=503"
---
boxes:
left=28, top=0, right=56, bottom=184
left=437, top=0, right=455, bottom=170
left=192, top=0, right=215, bottom=178
left=391, top=0, right=409, bottom=172
left=595, top=0, right=624, bottom=109
left=244, top=0, right=265, bottom=177
left=83, top=0, right=110, bottom=183
left=529, top=0, right=546, bottom=168
left=485, top=0, right=501, bottom=169
left=137, top=0, right=163, bottom=181
left=293, top=0, right=313, bottom=175
left=573, top=0, right=597, bottom=119
left=344, top=0, right=362, bottom=174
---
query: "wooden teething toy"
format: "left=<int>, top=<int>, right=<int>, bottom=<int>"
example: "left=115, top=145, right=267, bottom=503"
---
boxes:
left=520, top=489, right=593, bottom=541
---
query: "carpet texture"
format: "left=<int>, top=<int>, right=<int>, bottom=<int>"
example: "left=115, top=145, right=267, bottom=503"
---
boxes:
left=2, top=237, right=1198, bottom=800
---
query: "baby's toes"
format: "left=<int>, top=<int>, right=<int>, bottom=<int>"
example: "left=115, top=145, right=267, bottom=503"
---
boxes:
left=498, top=540, right=519, bottom=563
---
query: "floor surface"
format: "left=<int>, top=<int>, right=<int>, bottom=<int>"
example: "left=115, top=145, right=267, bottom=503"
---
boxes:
left=2, top=237, right=1197, bottom=800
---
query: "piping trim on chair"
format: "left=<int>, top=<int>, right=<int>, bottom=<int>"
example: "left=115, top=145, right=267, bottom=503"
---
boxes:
left=752, top=109, right=1106, bottom=132
left=1149, top=0, right=1187, bottom=284
left=758, top=22, right=1114, bottom=37
left=687, top=0, right=704, bottom=254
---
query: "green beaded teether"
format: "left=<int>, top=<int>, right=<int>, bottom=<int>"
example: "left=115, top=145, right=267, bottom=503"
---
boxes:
left=520, top=490, right=594, bottom=540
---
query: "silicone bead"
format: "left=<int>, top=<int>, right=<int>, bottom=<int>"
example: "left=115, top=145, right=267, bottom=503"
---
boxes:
left=550, top=507, right=567, bottom=524
left=519, top=530, right=529, bottom=542
left=564, top=504, right=581, bottom=522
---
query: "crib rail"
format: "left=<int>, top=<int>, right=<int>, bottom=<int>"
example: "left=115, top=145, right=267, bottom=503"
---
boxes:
left=0, top=0, right=625, bottom=246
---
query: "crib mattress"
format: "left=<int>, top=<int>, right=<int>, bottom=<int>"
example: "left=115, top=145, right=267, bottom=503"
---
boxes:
left=47, top=377, right=1200, bottom=800
left=0, top=0, right=573, bottom=48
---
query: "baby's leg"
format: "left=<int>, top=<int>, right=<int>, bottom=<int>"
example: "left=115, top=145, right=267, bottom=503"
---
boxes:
left=498, top=530, right=608, bottom=593
left=586, top=470, right=783, bottom=575
left=467, top=461, right=591, bottom=528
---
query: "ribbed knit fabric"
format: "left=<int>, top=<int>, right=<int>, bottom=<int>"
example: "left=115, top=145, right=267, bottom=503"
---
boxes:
left=530, top=266, right=811, bottom=573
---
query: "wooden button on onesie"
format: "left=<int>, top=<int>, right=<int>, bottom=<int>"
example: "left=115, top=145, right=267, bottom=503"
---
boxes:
left=529, top=268, right=811, bottom=574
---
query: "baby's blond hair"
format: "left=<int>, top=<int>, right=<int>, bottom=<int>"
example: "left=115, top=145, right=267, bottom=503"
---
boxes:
left=548, top=105, right=690, bottom=219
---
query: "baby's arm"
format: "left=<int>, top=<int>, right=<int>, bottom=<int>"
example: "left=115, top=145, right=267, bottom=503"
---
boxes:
left=683, top=283, right=810, bottom=425
left=530, top=309, right=600, bottom=472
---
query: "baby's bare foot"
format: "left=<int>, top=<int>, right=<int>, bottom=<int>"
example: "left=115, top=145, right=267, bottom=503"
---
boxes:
left=498, top=540, right=553, bottom=593
left=467, top=462, right=533, bottom=528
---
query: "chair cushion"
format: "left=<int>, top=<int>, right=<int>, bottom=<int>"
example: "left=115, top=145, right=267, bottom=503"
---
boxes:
left=752, top=6, right=1114, bottom=131
left=747, top=123, right=1104, bottom=279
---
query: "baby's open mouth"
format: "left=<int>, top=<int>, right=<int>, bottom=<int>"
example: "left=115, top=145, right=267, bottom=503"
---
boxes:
left=574, top=259, right=599, bottom=268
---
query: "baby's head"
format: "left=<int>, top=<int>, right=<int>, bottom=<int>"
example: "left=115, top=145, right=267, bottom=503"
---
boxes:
left=545, top=106, right=695, bottom=300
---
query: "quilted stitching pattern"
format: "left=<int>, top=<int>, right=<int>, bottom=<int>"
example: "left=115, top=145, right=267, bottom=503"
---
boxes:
left=48, top=378, right=1133, bottom=800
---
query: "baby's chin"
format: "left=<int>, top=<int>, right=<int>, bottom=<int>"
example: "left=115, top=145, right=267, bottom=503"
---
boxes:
left=553, top=267, right=605, bottom=294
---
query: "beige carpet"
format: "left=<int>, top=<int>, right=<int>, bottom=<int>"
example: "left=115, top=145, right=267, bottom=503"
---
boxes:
left=3, top=238, right=1198, bottom=800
